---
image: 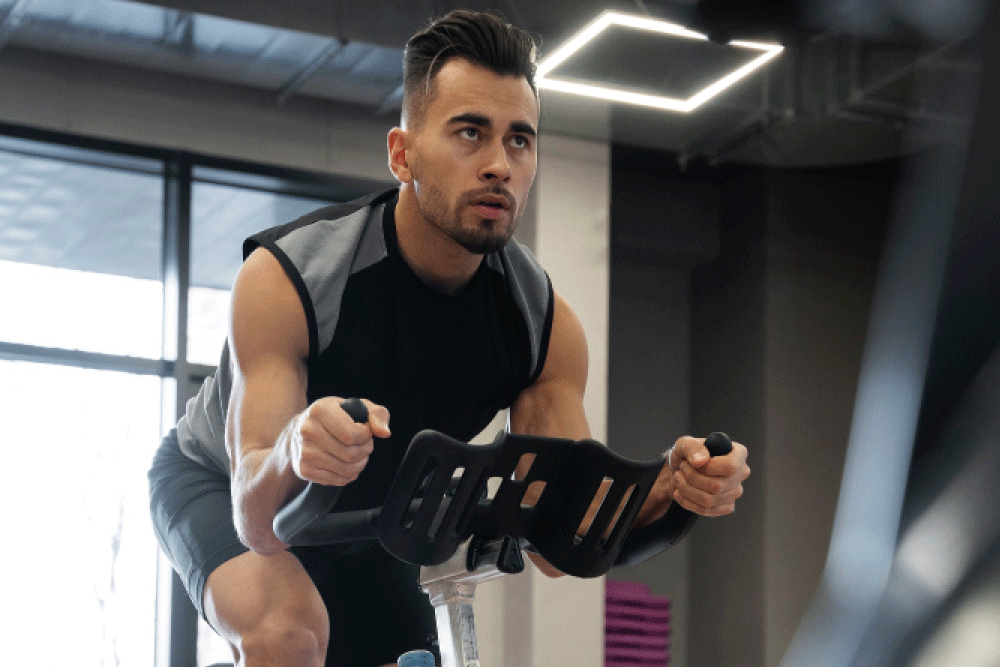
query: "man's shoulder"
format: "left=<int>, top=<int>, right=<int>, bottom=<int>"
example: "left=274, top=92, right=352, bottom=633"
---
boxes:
left=243, top=187, right=397, bottom=260
left=293, top=188, right=397, bottom=228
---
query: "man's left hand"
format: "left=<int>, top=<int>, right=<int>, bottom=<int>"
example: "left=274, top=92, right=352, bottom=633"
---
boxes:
left=641, top=436, right=750, bottom=524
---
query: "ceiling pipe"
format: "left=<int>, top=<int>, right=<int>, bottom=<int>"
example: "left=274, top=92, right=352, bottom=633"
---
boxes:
left=376, top=82, right=405, bottom=116
left=277, top=39, right=350, bottom=106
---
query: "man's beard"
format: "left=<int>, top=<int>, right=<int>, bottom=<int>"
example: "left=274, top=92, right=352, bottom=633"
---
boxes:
left=417, top=183, right=519, bottom=255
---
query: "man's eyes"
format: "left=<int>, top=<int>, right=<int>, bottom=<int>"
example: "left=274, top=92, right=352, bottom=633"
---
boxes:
left=457, top=127, right=532, bottom=150
left=510, top=135, right=532, bottom=149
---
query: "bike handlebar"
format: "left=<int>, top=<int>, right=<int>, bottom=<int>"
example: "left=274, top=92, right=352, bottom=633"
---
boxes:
left=273, top=399, right=733, bottom=577
left=272, top=398, right=370, bottom=545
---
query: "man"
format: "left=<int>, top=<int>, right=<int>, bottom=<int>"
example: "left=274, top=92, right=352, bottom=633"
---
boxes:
left=149, top=10, right=750, bottom=667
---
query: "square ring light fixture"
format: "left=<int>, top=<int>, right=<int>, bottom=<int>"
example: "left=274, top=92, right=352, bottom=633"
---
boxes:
left=537, top=11, right=784, bottom=113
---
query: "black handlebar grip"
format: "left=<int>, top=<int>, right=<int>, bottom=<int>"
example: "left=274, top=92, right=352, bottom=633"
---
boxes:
left=703, top=431, right=733, bottom=457
left=339, top=397, right=369, bottom=423
left=272, top=398, right=370, bottom=544
left=614, top=432, right=733, bottom=567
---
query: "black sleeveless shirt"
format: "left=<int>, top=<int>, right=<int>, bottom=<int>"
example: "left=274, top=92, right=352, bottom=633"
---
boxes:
left=176, top=189, right=553, bottom=512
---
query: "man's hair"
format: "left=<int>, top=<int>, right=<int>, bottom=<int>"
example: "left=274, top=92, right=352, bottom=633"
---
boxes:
left=402, top=9, right=538, bottom=128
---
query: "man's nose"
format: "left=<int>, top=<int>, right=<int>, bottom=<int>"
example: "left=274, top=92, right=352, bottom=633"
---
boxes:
left=480, top=141, right=512, bottom=182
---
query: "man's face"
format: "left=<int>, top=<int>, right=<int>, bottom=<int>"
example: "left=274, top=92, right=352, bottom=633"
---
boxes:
left=404, top=58, right=539, bottom=254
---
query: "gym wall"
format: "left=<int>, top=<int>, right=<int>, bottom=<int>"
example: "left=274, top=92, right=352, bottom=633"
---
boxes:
left=608, top=145, right=894, bottom=667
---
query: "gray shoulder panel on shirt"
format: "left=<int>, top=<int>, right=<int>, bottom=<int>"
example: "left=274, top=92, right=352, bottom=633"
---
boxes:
left=488, top=238, right=553, bottom=381
left=273, top=202, right=387, bottom=355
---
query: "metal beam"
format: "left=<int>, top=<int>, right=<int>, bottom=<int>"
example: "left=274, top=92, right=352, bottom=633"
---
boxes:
left=843, top=98, right=972, bottom=127
left=819, top=35, right=976, bottom=133
left=277, top=39, right=348, bottom=106
left=376, top=81, right=405, bottom=116
left=848, top=36, right=971, bottom=107
left=161, top=10, right=193, bottom=48
left=678, top=110, right=772, bottom=166
left=162, top=157, right=192, bottom=424
left=161, top=155, right=197, bottom=667
left=0, top=0, right=32, bottom=51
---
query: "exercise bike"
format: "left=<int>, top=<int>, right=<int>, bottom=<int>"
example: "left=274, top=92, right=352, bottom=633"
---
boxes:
left=273, top=399, right=732, bottom=667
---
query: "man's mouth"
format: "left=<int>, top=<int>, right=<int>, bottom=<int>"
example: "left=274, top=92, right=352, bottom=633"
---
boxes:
left=470, top=193, right=513, bottom=220
left=471, top=194, right=511, bottom=210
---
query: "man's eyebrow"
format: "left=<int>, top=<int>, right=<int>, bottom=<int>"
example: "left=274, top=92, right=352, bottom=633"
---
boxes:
left=448, top=113, right=537, bottom=137
left=510, top=121, right=537, bottom=137
left=448, top=113, right=491, bottom=128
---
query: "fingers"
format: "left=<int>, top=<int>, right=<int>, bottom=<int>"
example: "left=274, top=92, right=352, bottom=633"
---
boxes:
left=292, top=397, right=390, bottom=487
left=360, top=399, right=392, bottom=439
left=673, top=464, right=745, bottom=516
left=672, top=436, right=712, bottom=470
left=670, top=436, right=751, bottom=517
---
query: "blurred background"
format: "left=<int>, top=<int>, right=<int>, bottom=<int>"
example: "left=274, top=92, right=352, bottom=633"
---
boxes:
left=0, top=1, right=996, bottom=666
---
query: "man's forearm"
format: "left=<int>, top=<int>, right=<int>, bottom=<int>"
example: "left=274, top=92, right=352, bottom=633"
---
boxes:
left=633, top=455, right=679, bottom=528
left=231, top=429, right=306, bottom=556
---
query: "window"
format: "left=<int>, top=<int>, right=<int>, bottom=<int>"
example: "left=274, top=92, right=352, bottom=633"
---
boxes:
left=0, top=138, right=165, bottom=667
left=0, top=143, right=163, bottom=357
left=2, top=361, right=163, bottom=666
left=188, top=178, right=336, bottom=367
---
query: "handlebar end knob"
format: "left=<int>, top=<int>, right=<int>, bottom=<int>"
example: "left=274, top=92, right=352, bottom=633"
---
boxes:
left=341, top=397, right=369, bottom=424
left=705, top=432, right=733, bottom=457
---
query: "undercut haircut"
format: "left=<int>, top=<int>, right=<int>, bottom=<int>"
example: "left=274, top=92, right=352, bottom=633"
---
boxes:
left=402, top=9, right=538, bottom=128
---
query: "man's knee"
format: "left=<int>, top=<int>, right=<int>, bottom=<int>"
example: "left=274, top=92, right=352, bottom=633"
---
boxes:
left=239, top=616, right=326, bottom=667
left=204, top=550, right=329, bottom=666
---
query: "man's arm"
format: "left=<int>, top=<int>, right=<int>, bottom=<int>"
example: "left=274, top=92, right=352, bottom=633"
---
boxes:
left=510, top=290, right=750, bottom=575
left=225, top=248, right=390, bottom=556
left=508, top=290, right=591, bottom=576
left=509, top=291, right=591, bottom=441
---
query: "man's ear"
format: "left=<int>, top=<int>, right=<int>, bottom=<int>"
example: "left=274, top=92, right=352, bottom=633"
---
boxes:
left=387, top=127, right=413, bottom=183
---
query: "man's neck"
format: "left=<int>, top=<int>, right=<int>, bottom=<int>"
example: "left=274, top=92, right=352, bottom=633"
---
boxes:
left=394, top=187, right=483, bottom=296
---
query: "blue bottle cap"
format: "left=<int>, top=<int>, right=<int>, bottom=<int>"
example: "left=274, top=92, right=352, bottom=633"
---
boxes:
left=397, top=649, right=435, bottom=667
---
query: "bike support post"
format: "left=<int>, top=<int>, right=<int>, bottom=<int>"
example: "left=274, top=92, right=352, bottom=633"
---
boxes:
left=419, top=537, right=518, bottom=667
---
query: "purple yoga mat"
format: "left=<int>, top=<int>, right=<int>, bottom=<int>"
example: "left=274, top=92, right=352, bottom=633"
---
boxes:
left=605, top=634, right=668, bottom=649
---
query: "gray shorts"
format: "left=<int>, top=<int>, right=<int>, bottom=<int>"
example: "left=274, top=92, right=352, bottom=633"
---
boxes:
left=147, top=429, right=440, bottom=666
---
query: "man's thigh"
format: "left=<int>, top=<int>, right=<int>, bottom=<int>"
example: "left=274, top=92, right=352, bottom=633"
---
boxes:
left=295, top=543, right=441, bottom=667
left=206, top=547, right=426, bottom=667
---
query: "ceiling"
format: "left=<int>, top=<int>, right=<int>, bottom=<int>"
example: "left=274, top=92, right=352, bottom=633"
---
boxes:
left=0, top=0, right=988, bottom=297
left=0, top=0, right=987, bottom=167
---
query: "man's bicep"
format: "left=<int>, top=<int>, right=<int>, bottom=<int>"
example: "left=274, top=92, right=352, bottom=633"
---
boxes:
left=510, top=293, right=593, bottom=577
left=226, top=248, right=310, bottom=464
left=510, top=290, right=591, bottom=440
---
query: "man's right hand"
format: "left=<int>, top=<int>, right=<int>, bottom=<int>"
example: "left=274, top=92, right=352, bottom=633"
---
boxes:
left=286, top=397, right=391, bottom=487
